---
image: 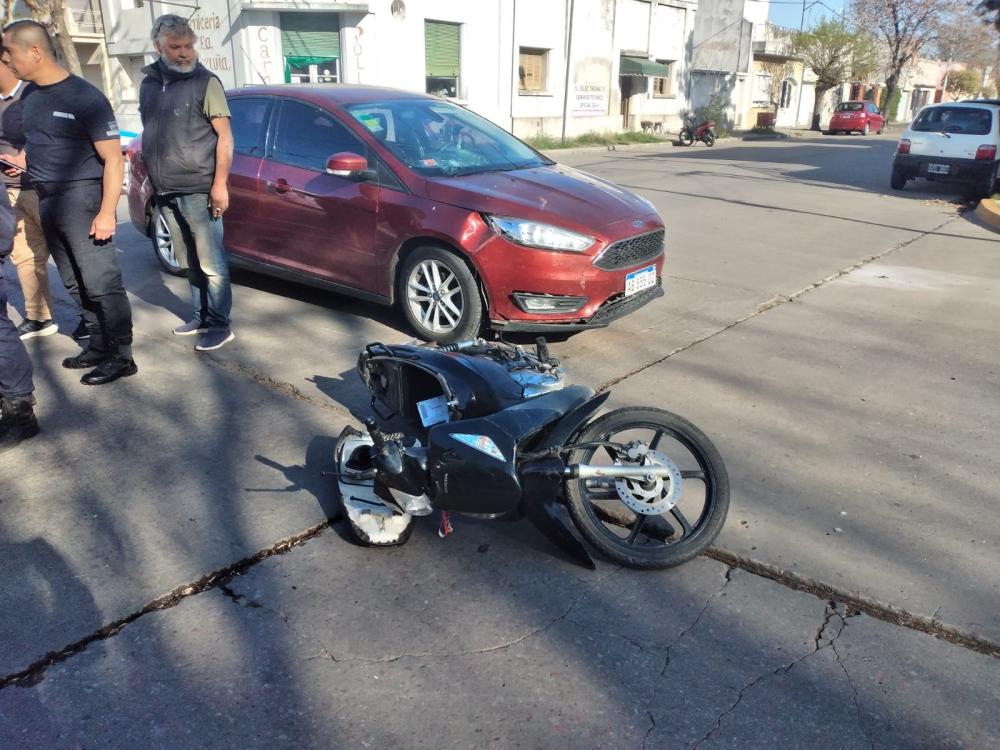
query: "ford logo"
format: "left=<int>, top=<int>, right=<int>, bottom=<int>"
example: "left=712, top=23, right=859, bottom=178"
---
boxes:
left=632, top=220, right=644, bottom=228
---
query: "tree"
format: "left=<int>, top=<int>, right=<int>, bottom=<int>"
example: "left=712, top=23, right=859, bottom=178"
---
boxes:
left=850, top=0, right=957, bottom=122
left=934, top=7, right=995, bottom=67
left=796, top=19, right=878, bottom=129
left=979, top=0, right=1000, bottom=28
left=946, top=68, right=984, bottom=98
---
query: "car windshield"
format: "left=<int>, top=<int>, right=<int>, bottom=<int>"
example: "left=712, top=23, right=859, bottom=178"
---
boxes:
left=911, top=106, right=992, bottom=135
left=347, top=99, right=552, bottom=177
left=835, top=102, right=864, bottom=112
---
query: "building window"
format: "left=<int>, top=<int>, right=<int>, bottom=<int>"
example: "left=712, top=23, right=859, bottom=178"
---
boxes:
left=425, top=20, right=461, bottom=98
left=652, top=60, right=674, bottom=97
left=519, top=47, right=548, bottom=93
left=753, top=73, right=773, bottom=106
left=779, top=80, right=794, bottom=109
left=280, top=12, right=341, bottom=83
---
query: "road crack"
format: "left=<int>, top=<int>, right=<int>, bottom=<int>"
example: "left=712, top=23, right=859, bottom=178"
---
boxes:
left=0, top=519, right=337, bottom=691
left=641, top=566, right=734, bottom=750
left=597, top=216, right=958, bottom=393
left=690, top=601, right=846, bottom=750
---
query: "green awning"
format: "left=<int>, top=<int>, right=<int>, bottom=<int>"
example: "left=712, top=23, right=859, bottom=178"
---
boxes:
left=620, top=56, right=671, bottom=78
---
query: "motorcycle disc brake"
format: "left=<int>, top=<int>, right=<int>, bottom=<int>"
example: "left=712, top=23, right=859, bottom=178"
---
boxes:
left=614, top=449, right=683, bottom=515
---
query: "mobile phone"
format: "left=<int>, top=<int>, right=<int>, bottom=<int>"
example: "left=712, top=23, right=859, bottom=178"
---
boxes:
left=0, top=157, right=24, bottom=173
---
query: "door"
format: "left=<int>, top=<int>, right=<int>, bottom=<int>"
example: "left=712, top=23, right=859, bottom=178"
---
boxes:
left=867, top=102, right=884, bottom=132
left=224, top=96, right=272, bottom=264
left=257, top=98, right=378, bottom=292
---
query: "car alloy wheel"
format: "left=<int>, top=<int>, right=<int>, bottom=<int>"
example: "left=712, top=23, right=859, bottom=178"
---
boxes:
left=150, top=209, right=184, bottom=277
left=863, top=123, right=870, bottom=136
left=399, top=246, right=482, bottom=343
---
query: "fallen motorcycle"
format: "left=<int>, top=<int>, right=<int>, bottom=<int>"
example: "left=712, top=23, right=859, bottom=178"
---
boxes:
left=334, top=338, right=729, bottom=569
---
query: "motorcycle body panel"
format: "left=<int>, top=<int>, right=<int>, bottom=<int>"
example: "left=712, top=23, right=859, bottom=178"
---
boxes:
left=427, top=418, right=522, bottom=513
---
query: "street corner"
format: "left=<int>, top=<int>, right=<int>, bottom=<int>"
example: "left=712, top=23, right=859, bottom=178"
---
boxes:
left=973, top=196, right=1000, bottom=232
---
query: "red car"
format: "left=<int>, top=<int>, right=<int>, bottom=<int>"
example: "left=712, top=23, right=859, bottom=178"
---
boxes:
left=826, top=100, right=885, bottom=136
left=127, top=85, right=665, bottom=343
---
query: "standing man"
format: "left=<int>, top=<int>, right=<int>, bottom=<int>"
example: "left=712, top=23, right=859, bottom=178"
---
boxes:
left=0, top=58, right=56, bottom=340
left=140, top=14, right=234, bottom=351
left=0, top=175, right=39, bottom=452
left=1, top=20, right=136, bottom=385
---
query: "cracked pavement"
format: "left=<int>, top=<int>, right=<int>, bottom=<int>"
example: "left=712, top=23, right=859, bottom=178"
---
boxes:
left=2, top=134, right=999, bottom=746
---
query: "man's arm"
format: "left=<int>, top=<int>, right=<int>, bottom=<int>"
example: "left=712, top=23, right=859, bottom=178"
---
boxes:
left=92, top=138, right=123, bottom=241
left=209, top=116, right=233, bottom=217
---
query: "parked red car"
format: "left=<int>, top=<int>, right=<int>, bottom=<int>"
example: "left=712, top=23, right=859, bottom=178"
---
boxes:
left=127, top=85, right=665, bottom=343
left=826, top=100, right=885, bottom=136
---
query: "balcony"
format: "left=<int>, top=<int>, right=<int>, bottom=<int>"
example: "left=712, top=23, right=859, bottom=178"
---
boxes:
left=65, top=8, right=105, bottom=37
left=752, top=23, right=798, bottom=61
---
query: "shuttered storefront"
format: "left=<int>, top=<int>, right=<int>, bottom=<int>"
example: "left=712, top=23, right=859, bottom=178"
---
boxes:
left=281, top=13, right=341, bottom=83
left=424, top=20, right=460, bottom=97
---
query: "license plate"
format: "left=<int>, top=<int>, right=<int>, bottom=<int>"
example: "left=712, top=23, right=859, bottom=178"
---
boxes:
left=625, top=265, right=656, bottom=296
left=928, top=163, right=950, bottom=175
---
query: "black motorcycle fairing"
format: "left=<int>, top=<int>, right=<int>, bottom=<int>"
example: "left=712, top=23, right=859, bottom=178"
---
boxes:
left=529, top=391, right=611, bottom=453
left=428, top=418, right=522, bottom=513
left=359, top=344, right=525, bottom=433
left=520, top=456, right=596, bottom=569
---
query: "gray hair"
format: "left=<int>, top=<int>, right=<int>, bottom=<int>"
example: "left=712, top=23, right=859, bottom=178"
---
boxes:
left=151, top=14, right=193, bottom=44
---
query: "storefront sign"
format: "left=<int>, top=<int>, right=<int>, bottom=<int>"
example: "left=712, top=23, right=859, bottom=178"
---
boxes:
left=189, top=0, right=236, bottom=87
left=573, top=83, right=608, bottom=116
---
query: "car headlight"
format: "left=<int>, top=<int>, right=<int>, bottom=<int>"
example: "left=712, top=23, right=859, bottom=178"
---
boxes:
left=485, top=215, right=595, bottom=253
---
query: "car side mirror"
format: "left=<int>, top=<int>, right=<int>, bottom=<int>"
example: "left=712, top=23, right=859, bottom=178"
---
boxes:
left=326, top=152, right=375, bottom=181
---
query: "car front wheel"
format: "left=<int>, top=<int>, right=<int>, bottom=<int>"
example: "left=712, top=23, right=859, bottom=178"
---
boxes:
left=149, top=208, right=184, bottom=277
left=398, top=246, right=483, bottom=344
left=863, top=123, right=870, bottom=136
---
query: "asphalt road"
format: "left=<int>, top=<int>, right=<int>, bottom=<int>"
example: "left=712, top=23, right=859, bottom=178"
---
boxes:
left=1, top=132, right=997, bottom=748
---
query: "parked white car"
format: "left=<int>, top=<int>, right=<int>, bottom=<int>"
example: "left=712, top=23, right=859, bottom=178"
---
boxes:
left=891, top=100, right=1000, bottom=199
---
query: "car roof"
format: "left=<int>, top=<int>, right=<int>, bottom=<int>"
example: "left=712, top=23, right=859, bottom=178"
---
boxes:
left=920, top=100, right=1000, bottom=109
left=228, top=84, right=439, bottom=107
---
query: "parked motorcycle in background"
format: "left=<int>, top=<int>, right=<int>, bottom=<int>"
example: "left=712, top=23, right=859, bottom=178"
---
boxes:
left=334, top=338, right=730, bottom=570
left=679, top=112, right=717, bottom=147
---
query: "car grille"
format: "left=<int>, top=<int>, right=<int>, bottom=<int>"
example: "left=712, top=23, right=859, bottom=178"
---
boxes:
left=594, top=229, right=665, bottom=270
left=589, top=279, right=663, bottom=324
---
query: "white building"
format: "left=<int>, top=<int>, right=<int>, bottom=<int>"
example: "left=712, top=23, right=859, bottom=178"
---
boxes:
left=96, top=0, right=699, bottom=138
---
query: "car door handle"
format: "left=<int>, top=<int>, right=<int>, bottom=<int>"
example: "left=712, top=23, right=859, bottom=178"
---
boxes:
left=267, top=178, right=291, bottom=194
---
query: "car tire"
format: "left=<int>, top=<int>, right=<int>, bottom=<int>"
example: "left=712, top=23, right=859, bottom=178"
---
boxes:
left=877, top=126, right=884, bottom=135
left=149, top=207, right=185, bottom=277
left=890, top=168, right=907, bottom=191
left=398, top=246, right=483, bottom=344
left=965, top=172, right=995, bottom=201
left=863, top=123, right=870, bottom=136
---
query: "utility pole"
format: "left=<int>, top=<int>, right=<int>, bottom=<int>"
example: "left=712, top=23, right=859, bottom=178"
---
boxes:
left=560, top=0, right=576, bottom=145
left=794, top=0, right=819, bottom=129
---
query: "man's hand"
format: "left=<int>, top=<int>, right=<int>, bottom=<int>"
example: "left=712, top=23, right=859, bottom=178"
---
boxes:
left=2, top=151, right=26, bottom=177
left=209, top=183, right=229, bottom=219
left=90, top=210, right=116, bottom=242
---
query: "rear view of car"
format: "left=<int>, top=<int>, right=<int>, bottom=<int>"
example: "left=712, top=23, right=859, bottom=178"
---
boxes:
left=891, top=101, right=1000, bottom=199
left=827, top=101, right=884, bottom=136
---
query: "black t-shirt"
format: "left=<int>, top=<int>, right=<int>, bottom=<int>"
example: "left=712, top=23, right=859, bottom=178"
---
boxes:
left=20, top=75, right=119, bottom=184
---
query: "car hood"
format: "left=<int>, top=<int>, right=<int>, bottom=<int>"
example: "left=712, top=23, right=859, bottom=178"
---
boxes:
left=424, top=164, right=657, bottom=232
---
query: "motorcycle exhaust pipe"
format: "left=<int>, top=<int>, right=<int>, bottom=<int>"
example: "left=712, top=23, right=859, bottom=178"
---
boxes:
left=566, top=465, right=675, bottom=480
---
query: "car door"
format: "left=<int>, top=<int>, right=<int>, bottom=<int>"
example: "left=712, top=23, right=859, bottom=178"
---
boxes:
left=256, top=98, right=378, bottom=293
left=223, top=96, right=273, bottom=264
left=867, top=102, right=884, bottom=132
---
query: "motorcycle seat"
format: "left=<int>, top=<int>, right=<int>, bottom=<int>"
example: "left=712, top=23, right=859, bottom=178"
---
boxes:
left=502, top=384, right=593, bottom=416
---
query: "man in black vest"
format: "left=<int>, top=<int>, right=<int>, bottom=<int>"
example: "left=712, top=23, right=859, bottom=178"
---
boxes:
left=140, top=15, right=235, bottom=351
left=1, top=20, right=136, bottom=386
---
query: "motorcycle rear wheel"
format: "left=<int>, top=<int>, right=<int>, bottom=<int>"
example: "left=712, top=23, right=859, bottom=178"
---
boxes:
left=679, top=128, right=695, bottom=146
left=565, top=407, right=729, bottom=569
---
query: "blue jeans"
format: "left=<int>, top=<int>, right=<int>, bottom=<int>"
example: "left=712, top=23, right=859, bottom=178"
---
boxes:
left=157, top=193, right=232, bottom=329
left=0, top=263, right=33, bottom=398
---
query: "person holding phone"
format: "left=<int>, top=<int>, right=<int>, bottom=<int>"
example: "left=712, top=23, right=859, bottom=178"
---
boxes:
left=140, top=14, right=234, bottom=351
left=1, top=20, right=136, bottom=385
left=0, top=60, right=57, bottom=340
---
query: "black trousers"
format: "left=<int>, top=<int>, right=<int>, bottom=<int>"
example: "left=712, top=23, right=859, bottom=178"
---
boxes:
left=0, top=262, right=33, bottom=397
left=37, top=181, right=133, bottom=349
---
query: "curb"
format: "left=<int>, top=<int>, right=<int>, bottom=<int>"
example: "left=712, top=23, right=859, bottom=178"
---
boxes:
left=973, top=197, right=1000, bottom=231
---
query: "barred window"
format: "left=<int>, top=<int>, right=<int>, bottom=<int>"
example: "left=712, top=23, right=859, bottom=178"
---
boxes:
left=519, top=48, right=549, bottom=93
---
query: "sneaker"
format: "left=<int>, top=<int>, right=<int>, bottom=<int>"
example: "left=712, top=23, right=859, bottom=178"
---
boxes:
left=80, top=356, right=138, bottom=386
left=195, top=328, right=235, bottom=351
left=71, top=319, right=90, bottom=340
left=17, top=319, right=59, bottom=340
left=173, top=319, right=209, bottom=336
left=62, top=347, right=111, bottom=370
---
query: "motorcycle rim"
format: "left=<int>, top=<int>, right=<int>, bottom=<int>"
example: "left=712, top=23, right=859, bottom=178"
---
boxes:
left=564, top=407, right=729, bottom=569
left=679, top=129, right=694, bottom=146
left=704, top=132, right=716, bottom=147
